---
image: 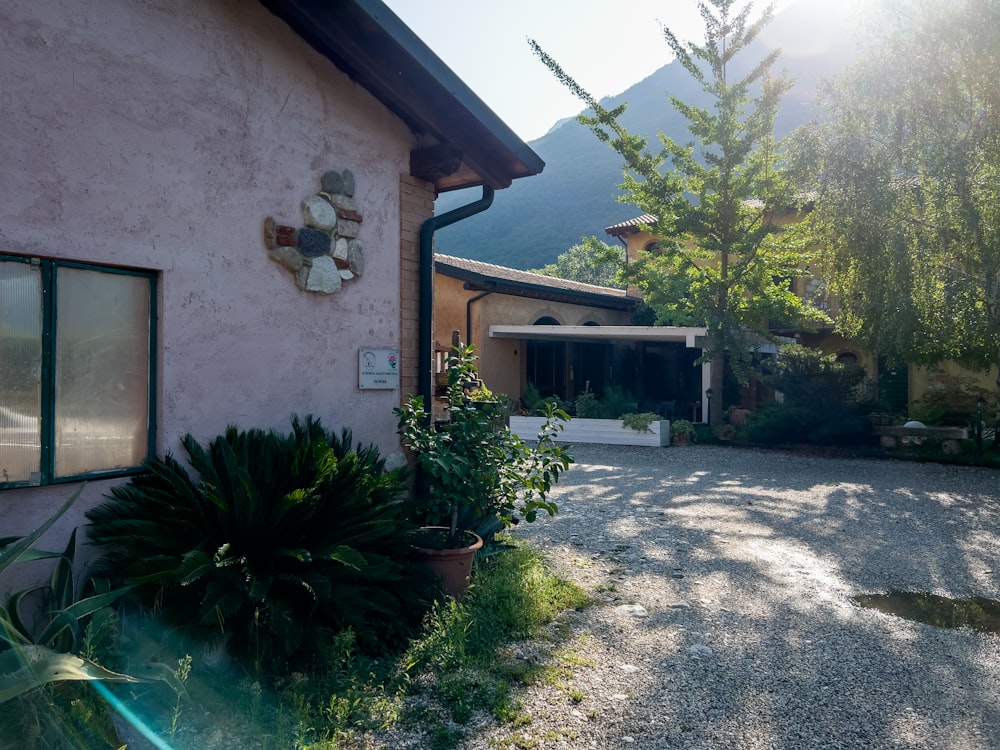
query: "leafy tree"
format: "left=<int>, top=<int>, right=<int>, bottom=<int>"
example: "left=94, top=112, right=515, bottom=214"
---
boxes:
left=530, top=237, right=625, bottom=288
left=531, top=0, right=827, bottom=424
left=794, top=0, right=1000, bottom=430
left=743, top=344, right=870, bottom=445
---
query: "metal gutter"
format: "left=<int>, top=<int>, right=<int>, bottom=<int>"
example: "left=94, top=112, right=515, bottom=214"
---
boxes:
left=465, top=289, right=494, bottom=347
left=418, top=187, right=495, bottom=411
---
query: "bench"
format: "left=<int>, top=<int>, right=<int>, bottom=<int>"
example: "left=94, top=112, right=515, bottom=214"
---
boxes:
left=874, top=425, right=969, bottom=454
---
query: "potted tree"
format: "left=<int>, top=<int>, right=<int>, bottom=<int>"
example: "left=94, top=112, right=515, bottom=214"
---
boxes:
left=670, top=419, right=696, bottom=445
left=395, top=345, right=572, bottom=596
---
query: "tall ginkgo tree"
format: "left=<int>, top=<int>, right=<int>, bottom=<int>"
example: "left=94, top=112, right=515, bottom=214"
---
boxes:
left=532, top=0, right=826, bottom=424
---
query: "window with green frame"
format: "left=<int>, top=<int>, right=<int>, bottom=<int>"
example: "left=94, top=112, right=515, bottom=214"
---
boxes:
left=0, top=254, right=157, bottom=488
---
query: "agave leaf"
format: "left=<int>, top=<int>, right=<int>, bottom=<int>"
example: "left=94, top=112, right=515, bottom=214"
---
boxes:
left=33, top=584, right=134, bottom=651
left=0, top=607, right=30, bottom=649
left=0, top=644, right=142, bottom=703
left=5, top=588, right=41, bottom=647
left=0, top=484, right=85, bottom=576
left=49, top=529, right=77, bottom=612
left=0, top=547, right=62, bottom=563
left=38, top=610, right=83, bottom=656
left=125, top=658, right=191, bottom=695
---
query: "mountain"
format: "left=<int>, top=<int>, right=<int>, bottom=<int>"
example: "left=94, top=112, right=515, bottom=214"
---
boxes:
left=432, top=0, right=861, bottom=270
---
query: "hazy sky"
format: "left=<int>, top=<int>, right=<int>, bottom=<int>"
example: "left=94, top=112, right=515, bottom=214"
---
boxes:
left=382, top=0, right=796, bottom=143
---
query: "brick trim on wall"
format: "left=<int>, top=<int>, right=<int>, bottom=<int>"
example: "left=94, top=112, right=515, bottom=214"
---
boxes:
left=399, top=174, right=436, bottom=401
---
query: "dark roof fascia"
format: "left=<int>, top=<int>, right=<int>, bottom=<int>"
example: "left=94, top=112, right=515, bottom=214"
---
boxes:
left=260, top=0, right=544, bottom=191
left=436, top=261, right=634, bottom=312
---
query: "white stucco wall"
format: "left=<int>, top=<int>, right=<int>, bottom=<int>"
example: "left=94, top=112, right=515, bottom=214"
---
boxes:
left=1, top=0, right=414, bottom=547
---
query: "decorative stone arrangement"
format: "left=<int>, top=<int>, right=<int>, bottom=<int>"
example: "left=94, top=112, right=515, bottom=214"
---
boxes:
left=263, top=168, right=365, bottom=294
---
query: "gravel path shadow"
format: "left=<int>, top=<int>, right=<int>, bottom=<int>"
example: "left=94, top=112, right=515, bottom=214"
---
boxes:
left=469, top=444, right=1000, bottom=750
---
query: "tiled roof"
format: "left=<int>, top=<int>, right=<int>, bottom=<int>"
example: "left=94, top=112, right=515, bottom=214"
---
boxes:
left=434, top=254, right=631, bottom=308
left=606, top=197, right=816, bottom=238
left=604, top=214, right=658, bottom=236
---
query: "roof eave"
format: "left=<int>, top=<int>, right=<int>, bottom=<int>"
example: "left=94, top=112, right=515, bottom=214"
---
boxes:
left=436, top=263, right=634, bottom=311
left=260, top=0, right=544, bottom=192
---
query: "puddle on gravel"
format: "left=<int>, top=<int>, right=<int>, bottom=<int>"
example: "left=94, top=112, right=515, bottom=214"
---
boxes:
left=853, top=591, right=1000, bottom=635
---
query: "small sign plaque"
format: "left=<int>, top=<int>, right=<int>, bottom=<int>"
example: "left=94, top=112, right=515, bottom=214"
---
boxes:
left=359, top=348, right=400, bottom=389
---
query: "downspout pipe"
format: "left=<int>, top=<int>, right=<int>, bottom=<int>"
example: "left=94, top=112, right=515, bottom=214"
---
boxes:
left=418, top=185, right=495, bottom=411
left=465, top=288, right=494, bottom=348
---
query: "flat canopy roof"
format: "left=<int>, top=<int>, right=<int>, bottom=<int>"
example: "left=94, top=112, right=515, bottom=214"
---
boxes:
left=490, top=325, right=789, bottom=354
left=489, top=325, right=708, bottom=348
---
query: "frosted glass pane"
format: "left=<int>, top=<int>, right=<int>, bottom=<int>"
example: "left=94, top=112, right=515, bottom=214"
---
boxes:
left=0, top=261, right=42, bottom=484
left=54, top=268, right=150, bottom=477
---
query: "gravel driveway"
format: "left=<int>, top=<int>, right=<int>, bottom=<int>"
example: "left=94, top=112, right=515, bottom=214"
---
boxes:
left=470, top=444, right=1000, bottom=750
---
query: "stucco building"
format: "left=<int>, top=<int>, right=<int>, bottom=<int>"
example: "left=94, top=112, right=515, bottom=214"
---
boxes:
left=606, top=214, right=998, bottom=419
left=0, top=0, right=542, bottom=563
left=433, top=254, right=713, bottom=421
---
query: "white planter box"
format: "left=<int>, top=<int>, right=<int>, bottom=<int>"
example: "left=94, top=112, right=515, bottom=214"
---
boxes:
left=510, top=416, right=671, bottom=447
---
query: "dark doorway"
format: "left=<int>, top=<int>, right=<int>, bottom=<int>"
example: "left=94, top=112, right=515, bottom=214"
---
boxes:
left=637, top=342, right=701, bottom=417
left=526, top=317, right=566, bottom=399
left=878, top=356, right=909, bottom=414
left=572, top=341, right=611, bottom=397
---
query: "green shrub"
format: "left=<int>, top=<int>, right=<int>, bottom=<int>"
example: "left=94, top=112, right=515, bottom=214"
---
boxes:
left=396, top=346, right=572, bottom=549
left=573, top=383, right=607, bottom=419
left=693, top=422, right=714, bottom=443
left=741, top=403, right=813, bottom=444
left=747, top=345, right=870, bottom=446
left=810, top=414, right=873, bottom=445
left=524, top=381, right=569, bottom=415
left=600, top=384, right=636, bottom=419
left=908, top=371, right=993, bottom=426
left=621, top=412, right=662, bottom=433
left=85, top=416, right=427, bottom=672
left=713, top=423, right=737, bottom=441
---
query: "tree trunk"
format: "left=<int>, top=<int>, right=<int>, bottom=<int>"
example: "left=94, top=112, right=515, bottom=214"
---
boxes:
left=993, top=345, right=1000, bottom=447
left=712, top=245, right=729, bottom=429
left=709, top=349, right=726, bottom=428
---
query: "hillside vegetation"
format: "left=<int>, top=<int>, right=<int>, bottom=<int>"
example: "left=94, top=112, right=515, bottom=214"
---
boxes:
left=433, top=0, right=858, bottom=269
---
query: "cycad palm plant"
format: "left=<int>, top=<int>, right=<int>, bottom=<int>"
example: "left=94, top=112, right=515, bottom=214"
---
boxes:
left=86, top=416, right=426, bottom=672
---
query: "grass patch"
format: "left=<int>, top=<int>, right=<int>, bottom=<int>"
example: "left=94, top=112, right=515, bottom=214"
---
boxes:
left=400, top=542, right=591, bottom=741
left=16, top=538, right=590, bottom=749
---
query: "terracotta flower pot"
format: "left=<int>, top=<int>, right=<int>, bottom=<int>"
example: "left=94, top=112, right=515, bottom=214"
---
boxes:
left=411, top=527, right=484, bottom=597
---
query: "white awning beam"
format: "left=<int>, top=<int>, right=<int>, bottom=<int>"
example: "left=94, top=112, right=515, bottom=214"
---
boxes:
left=489, top=325, right=708, bottom=348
